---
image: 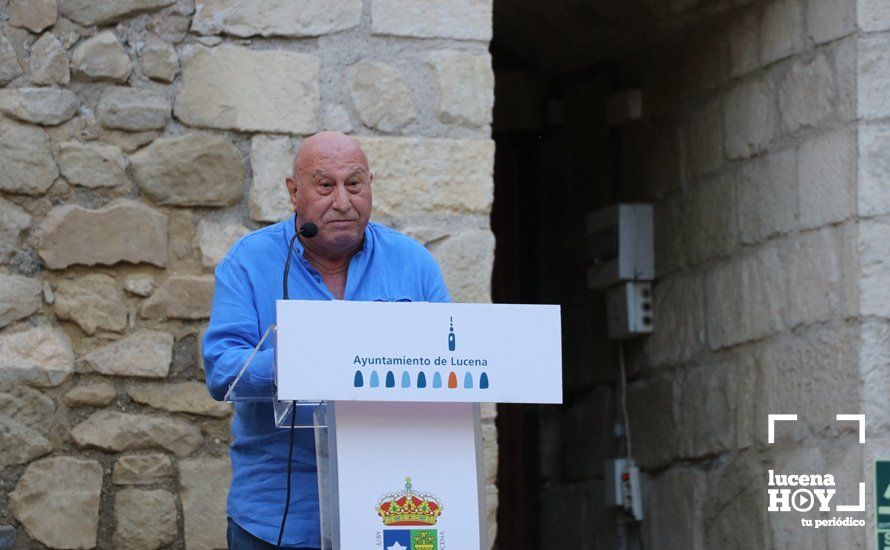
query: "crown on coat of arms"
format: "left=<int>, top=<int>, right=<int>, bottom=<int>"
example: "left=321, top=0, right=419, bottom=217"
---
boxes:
left=376, top=477, right=443, bottom=526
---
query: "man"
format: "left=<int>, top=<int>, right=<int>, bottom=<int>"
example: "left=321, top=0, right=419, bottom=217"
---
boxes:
left=203, top=131, right=451, bottom=549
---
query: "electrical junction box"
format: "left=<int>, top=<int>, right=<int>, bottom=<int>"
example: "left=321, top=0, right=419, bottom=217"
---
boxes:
left=605, top=458, right=644, bottom=521
left=586, top=203, right=653, bottom=290
left=606, top=282, right=653, bottom=339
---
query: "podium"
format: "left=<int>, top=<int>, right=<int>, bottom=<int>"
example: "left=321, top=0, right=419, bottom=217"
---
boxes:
left=227, top=301, right=562, bottom=550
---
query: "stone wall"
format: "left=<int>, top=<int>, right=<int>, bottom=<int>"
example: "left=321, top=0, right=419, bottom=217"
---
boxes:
left=621, top=0, right=887, bottom=548
left=0, top=1, right=496, bottom=548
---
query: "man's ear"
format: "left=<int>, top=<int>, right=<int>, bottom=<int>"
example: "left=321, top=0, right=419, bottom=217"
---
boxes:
left=285, top=176, right=299, bottom=211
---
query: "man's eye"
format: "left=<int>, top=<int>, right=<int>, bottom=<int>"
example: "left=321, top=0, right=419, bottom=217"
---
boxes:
left=348, top=180, right=359, bottom=186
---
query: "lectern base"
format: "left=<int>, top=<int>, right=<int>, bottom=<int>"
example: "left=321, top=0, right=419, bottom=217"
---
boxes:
left=315, top=402, right=486, bottom=550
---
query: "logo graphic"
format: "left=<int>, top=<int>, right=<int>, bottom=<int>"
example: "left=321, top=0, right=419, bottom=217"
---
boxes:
left=383, top=529, right=437, bottom=550
left=448, top=317, right=456, bottom=351
left=377, top=478, right=442, bottom=526
left=766, top=414, right=867, bottom=530
left=377, top=478, right=443, bottom=550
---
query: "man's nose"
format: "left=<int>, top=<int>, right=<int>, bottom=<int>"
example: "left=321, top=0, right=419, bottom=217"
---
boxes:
left=331, top=184, right=351, bottom=212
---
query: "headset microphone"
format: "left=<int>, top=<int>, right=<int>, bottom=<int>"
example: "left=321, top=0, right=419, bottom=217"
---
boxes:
left=282, top=220, right=317, bottom=300
left=298, top=222, right=318, bottom=238
left=277, top=218, right=318, bottom=547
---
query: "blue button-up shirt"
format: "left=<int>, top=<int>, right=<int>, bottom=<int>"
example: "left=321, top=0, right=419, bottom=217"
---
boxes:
left=202, top=216, right=450, bottom=547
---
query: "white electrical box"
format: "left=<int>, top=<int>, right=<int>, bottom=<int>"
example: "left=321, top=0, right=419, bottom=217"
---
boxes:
left=606, top=282, right=653, bottom=339
left=586, top=203, right=653, bottom=290
left=604, top=458, right=644, bottom=521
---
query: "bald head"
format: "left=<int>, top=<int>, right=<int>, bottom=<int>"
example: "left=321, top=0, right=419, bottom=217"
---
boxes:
left=293, top=131, right=369, bottom=181
left=285, top=131, right=373, bottom=261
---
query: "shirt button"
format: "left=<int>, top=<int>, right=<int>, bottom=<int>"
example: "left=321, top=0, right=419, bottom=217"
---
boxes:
left=314, top=276, right=321, bottom=282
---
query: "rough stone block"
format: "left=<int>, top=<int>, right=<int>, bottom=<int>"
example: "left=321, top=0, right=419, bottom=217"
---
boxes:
left=705, top=245, right=785, bottom=349
left=9, top=0, right=57, bottom=33
left=71, top=30, right=132, bottom=83
left=0, top=416, right=52, bottom=468
left=28, top=33, right=69, bottom=85
left=687, top=98, right=723, bottom=178
left=97, top=86, right=171, bottom=131
left=646, top=273, right=705, bottom=367
left=735, top=149, right=796, bottom=244
left=860, top=122, right=890, bottom=218
left=859, top=0, right=890, bottom=32
left=627, top=375, right=677, bottom=468
left=356, top=137, right=494, bottom=220
left=723, top=78, right=775, bottom=159
left=0, top=325, right=74, bottom=387
left=112, top=453, right=174, bottom=485
left=0, top=116, right=58, bottom=195
left=192, top=0, right=362, bottom=37
left=371, top=0, right=492, bottom=41
left=0, top=386, right=55, bottom=438
left=60, top=0, right=175, bottom=26
left=72, top=410, right=203, bottom=455
left=131, top=134, right=245, bottom=207
left=705, top=454, right=770, bottom=548
left=180, top=456, right=231, bottom=550
left=678, top=358, right=756, bottom=457
left=348, top=60, right=415, bottom=133
left=860, top=220, right=890, bottom=318
left=861, top=320, right=890, bottom=434
left=686, top=174, right=735, bottom=264
left=79, top=329, right=174, bottom=378
left=756, top=326, right=858, bottom=443
left=124, top=274, right=154, bottom=297
left=431, top=230, right=494, bottom=303
left=114, top=488, right=177, bottom=550
left=141, top=275, right=214, bottom=320
left=175, top=45, right=319, bottom=134
left=0, top=272, right=41, bottom=328
left=54, top=273, right=127, bottom=335
left=0, top=197, right=29, bottom=262
left=858, top=33, right=890, bottom=120
left=9, top=457, right=102, bottom=549
left=38, top=200, right=168, bottom=269
left=644, top=469, right=705, bottom=550
left=778, top=53, right=836, bottom=134
left=249, top=135, right=296, bottom=222
left=807, top=0, right=855, bottom=44
left=760, top=0, right=804, bottom=64
left=196, top=218, right=250, bottom=267
left=653, top=195, right=686, bottom=276
left=426, top=50, right=494, bottom=127
left=58, top=141, right=128, bottom=188
left=0, top=198, right=29, bottom=253
left=127, top=381, right=232, bottom=417
left=140, top=37, right=178, bottom=82
left=64, top=381, right=116, bottom=406
left=0, top=32, right=23, bottom=86
left=798, top=127, right=855, bottom=228
left=788, top=227, right=838, bottom=327
left=0, top=87, right=78, bottom=126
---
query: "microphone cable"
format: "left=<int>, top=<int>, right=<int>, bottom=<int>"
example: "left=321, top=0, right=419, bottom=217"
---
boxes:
left=277, top=217, right=317, bottom=548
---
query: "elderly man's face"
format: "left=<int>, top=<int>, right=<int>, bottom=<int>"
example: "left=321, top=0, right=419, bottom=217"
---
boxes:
left=286, top=133, right=373, bottom=257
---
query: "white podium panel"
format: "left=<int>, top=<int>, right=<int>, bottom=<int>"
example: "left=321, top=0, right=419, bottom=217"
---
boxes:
left=325, top=401, right=485, bottom=550
left=276, top=301, right=562, bottom=404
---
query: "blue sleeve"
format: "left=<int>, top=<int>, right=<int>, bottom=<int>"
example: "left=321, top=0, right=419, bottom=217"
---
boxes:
left=423, top=251, right=451, bottom=304
left=202, top=257, right=275, bottom=401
